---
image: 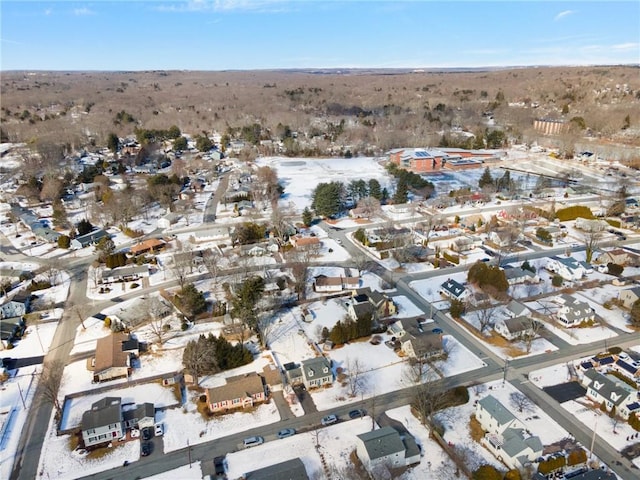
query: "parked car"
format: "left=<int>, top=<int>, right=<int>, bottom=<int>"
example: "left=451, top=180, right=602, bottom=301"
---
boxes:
left=321, top=414, right=338, bottom=426
left=140, top=442, right=151, bottom=456
left=141, top=427, right=152, bottom=441
left=349, top=409, right=365, bottom=419
left=130, top=428, right=140, bottom=438
left=277, top=428, right=296, bottom=439
left=213, top=456, right=226, bottom=476
left=243, top=436, right=264, bottom=448
left=154, top=423, right=163, bottom=436
left=432, top=328, right=444, bottom=334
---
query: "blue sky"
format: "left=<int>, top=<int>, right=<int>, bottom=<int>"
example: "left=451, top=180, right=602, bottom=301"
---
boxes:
left=1, top=1, right=639, bottom=70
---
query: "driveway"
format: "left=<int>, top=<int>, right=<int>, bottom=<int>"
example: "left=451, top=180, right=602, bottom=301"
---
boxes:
left=543, top=381, right=587, bottom=403
left=293, top=385, right=317, bottom=414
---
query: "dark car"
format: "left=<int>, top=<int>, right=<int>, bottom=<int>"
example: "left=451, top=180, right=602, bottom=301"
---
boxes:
left=349, top=409, right=365, bottom=419
left=140, top=442, right=151, bottom=456
left=214, top=456, right=226, bottom=476
left=141, top=427, right=152, bottom=441
left=432, top=328, right=444, bottom=334
left=277, top=428, right=296, bottom=439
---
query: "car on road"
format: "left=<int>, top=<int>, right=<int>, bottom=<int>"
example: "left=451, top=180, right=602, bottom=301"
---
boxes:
left=321, top=414, right=338, bottom=426
left=432, top=328, right=444, bottom=334
left=131, top=428, right=140, bottom=438
left=154, top=423, right=163, bottom=436
left=141, top=427, right=153, bottom=441
left=277, top=428, right=296, bottom=439
left=335, top=238, right=343, bottom=245
left=349, top=409, right=365, bottom=419
left=243, top=436, right=264, bottom=448
left=213, top=456, right=226, bottom=476
left=140, top=442, right=151, bottom=456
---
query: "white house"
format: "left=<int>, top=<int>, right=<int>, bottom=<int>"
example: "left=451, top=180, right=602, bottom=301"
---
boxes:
left=545, top=256, right=585, bottom=281
left=557, top=295, right=595, bottom=327
left=619, top=286, right=640, bottom=310
left=581, top=369, right=638, bottom=419
left=475, top=395, right=543, bottom=470
left=355, top=427, right=421, bottom=474
left=494, top=316, right=537, bottom=341
left=503, top=267, right=539, bottom=285
left=81, top=397, right=124, bottom=447
left=301, top=356, right=333, bottom=389
left=439, top=279, right=470, bottom=301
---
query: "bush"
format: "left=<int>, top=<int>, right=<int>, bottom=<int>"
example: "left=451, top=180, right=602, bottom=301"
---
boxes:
left=57, top=235, right=70, bottom=249
left=104, top=317, right=111, bottom=328
left=567, top=448, right=587, bottom=466
left=556, top=205, right=594, bottom=221
left=449, top=298, right=466, bottom=318
left=607, top=263, right=624, bottom=276
left=28, top=280, right=51, bottom=292
left=472, top=464, right=502, bottom=480
left=552, top=275, right=563, bottom=287
left=538, top=456, right=566, bottom=474
left=130, top=283, right=139, bottom=289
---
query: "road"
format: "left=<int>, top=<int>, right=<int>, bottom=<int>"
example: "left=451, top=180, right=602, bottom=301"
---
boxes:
left=6, top=195, right=640, bottom=479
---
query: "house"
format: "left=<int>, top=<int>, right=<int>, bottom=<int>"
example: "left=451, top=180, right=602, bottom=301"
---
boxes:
left=0, top=316, right=26, bottom=348
left=619, top=286, right=640, bottom=310
left=356, top=427, right=413, bottom=472
left=581, top=369, right=638, bottom=419
left=193, top=226, right=230, bottom=242
left=439, top=278, right=470, bottom=301
left=389, top=317, right=445, bottom=360
left=546, top=256, right=585, bottom=281
left=71, top=229, right=109, bottom=249
left=81, top=397, right=124, bottom=447
left=313, top=274, right=360, bottom=293
left=612, top=355, right=640, bottom=381
left=122, top=402, right=155, bottom=430
left=101, top=265, right=150, bottom=284
left=596, top=249, right=640, bottom=267
left=575, top=217, right=609, bottom=232
left=557, top=296, right=595, bottom=327
left=348, top=288, right=397, bottom=321
left=244, top=458, right=309, bottom=480
left=90, top=332, right=138, bottom=382
left=504, top=300, right=531, bottom=319
left=129, top=238, right=165, bottom=256
left=205, top=373, right=266, bottom=413
left=157, top=212, right=181, bottom=229
left=290, top=235, right=321, bottom=249
left=489, top=228, right=518, bottom=248
left=451, top=235, right=482, bottom=253
left=503, top=267, right=539, bottom=285
left=0, top=300, right=27, bottom=319
left=475, top=395, right=543, bottom=470
left=494, top=316, right=537, bottom=341
left=301, top=356, right=333, bottom=389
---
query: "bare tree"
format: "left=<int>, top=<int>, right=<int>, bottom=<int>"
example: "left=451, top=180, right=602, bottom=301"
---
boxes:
left=201, top=248, right=221, bottom=282
left=582, top=226, right=603, bottom=263
left=43, top=259, right=62, bottom=287
left=411, top=374, right=451, bottom=428
left=170, top=251, right=192, bottom=290
left=38, top=359, right=65, bottom=420
left=509, top=391, right=535, bottom=413
left=523, top=319, right=543, bottom=353
left=476, top=302, right=498, bottom=334
left=357, top=196, right=382, bottom=220
left=346, top=357, right=366, bottom=398
left=286, top=245, right=316, bottom=301
left=182, top=337, right=216, bottom=386
left=146, top=297, right=171, bottom=345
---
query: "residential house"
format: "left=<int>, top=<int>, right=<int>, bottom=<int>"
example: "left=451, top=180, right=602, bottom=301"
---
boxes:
left=1, top=316, right=25, bottom=348
left=489, top=228, right=519, bottom=248
left=0, top=300, right=27, bottom=319
left=389, top=317, right=445, bottom=360
left=129, top=238, right=165, bottom=256
left=290, top=235, right=321, bottom=250
left=101, top=265, right=150, bottom=284
left=581, top=369, right=638, bottom=419
left=301, top=356, right=333, bottom=389
left=205, top=373, right=266, bottom=413
left=71, top=229, right=109, bottom=249
left=157, top=212, right=181, bottom=230
left=575, top=217, right=609, bottom=232
left=546, top=256, right=585, bottom=281
left=619, top=287, right=640, bottom=310
left=439, top=279, right=470, bottom=301
left=494, top=316, right=537, bottom=341
left=89, top=332, right=138, bottom=382
left=504, top=300, right=531, bottom=319
left=475, top=395, right=543, bottom=470
left=451, top=235, right=482, bottom=253
left=557, top=295, right=595, bottom=327
left=348, top=288, right=396, bottom=322
left=122, top=402, right=155, bottom=430
left=356, top=426, right=420, bottom=473
left=244, top=458, right=309, bottom=480
left=313, top=274, right=360, bottom=293
left=81, top=397, right=124, bottom=447
left=596, top=249, right=640, bottom=267
left=193, top=226, right=230, bottom=242
left=503, top=267, right=539, bottom=285
left=612, top=355, right=640, bottom=381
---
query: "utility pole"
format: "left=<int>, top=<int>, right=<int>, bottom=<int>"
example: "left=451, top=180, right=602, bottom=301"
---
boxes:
left=590, top=413, right=599, bottom=460
left=503, top=357, right=510, bottom=385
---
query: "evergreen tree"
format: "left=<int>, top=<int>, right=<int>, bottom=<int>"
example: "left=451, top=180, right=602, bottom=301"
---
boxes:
left=478, top=167, right=495, bottom=190
left=76, top=219, right=94, bottom=236
left=393, top=177, right=409, bottom=204
left=311, top=181, right=344, bottom=218
left=301, top=207, right=313, bottom=227
left=368, top=178, right=382, bottom=200
left=107, top=133, right=119, bottom=153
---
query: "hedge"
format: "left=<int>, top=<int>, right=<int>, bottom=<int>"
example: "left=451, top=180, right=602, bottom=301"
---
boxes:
left=556, top=205, right=594, bottom=221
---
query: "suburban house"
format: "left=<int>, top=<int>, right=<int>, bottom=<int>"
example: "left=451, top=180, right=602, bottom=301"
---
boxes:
left=348, top=288, right=397, bottom=321
left=122, top=402, right=155, bottom=430
left=0, top=300, right=27, bottom=319
left=101, top=265, right=150, bottom=284
left=157, top=212, right=181, bottom=229
left=129, top=238, right=166, bottom=256
left=89, top=332, right=139, bottom=382
left=283, top=357, right=333, bottom=390
left=581, top=368, right=639, bottom=419
left=439, top=279, right=470, bottom=301
left=388, top=317, right=445, bottom=360
left=81, top=397, right=124, bottom=448
left=619, top=286, right=640, bottom=310
left=503, top=267, right=539, bottom=285
left=595, top=248, right=638, bottom=267
left=504, top=300, right=531, bottom=319
left=545, top=256, right=585, bottom=281
left=556, top=295, right=595, bottom=327
left=612, top=354, right=640, bottom=381
left=489, top=228, right=519, bottom=248
left=475, top=395, right=543, bottom=470
left=1, top=316, right=26, bottom=348
left=193, top=226, right=230, bottom=242
left=494, top=316, right=537, bottom=341
left=355, top=426, right=421, bottom=473
left=313, top=274, right=360, bottom=293
left=71, top=229, right=109, bottom=249
left=205, top=373, right=266, bottom=413
left=574, top=217, right=609, bottom=232
left=289, top=235, right=321, bottom=250
left=451, top=236, right=478, bottom=253
left=244, top=458, right=309, bottom=480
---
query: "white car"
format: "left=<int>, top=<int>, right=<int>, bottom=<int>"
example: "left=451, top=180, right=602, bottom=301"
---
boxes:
left=335, top=238, right=343, bottom=245
left=130, top=428, right=140, bottom=438
left=154, top=423, right=163, bottom=436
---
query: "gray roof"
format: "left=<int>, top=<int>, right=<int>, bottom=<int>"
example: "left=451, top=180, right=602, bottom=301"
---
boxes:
left=503, top=316, right=533, bottom=334
left=122, top=402, right=155, bottom=423
left=504, top=267, right=535, bottom=281
left=81, top=397, right=122, bottom=431
left=357, top=426, right=405, bottom=460
left=622, top=286, right=640, bottom=299
left=440, top=279, right=467, bottom=298
left=506, top=300, right=529, bottom=317
left=501, top=427, right=543, bottom=458
left=73, top=229, right=109, bottom=247
left=102, top=264, right=149, bottom=280
left=478, top=395, right=515, bottom=426
left=245, top=458, right=309, bottom=480
left=301, top=357, right=332, bottom=379
left=583, top=369, right=636, bottom=407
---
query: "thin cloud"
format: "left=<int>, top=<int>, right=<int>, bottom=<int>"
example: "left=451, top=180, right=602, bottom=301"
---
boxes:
left=554, top=10, right=576, bottom=21
left=155, top=0, right=290, bottom=13
left=612, top=42, right=639, bottom=51
left=44, top=8, right=52, bottom=16
left=73, top=7, right=96, bottom=16
left=1, top=38, right=23, bottom=45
